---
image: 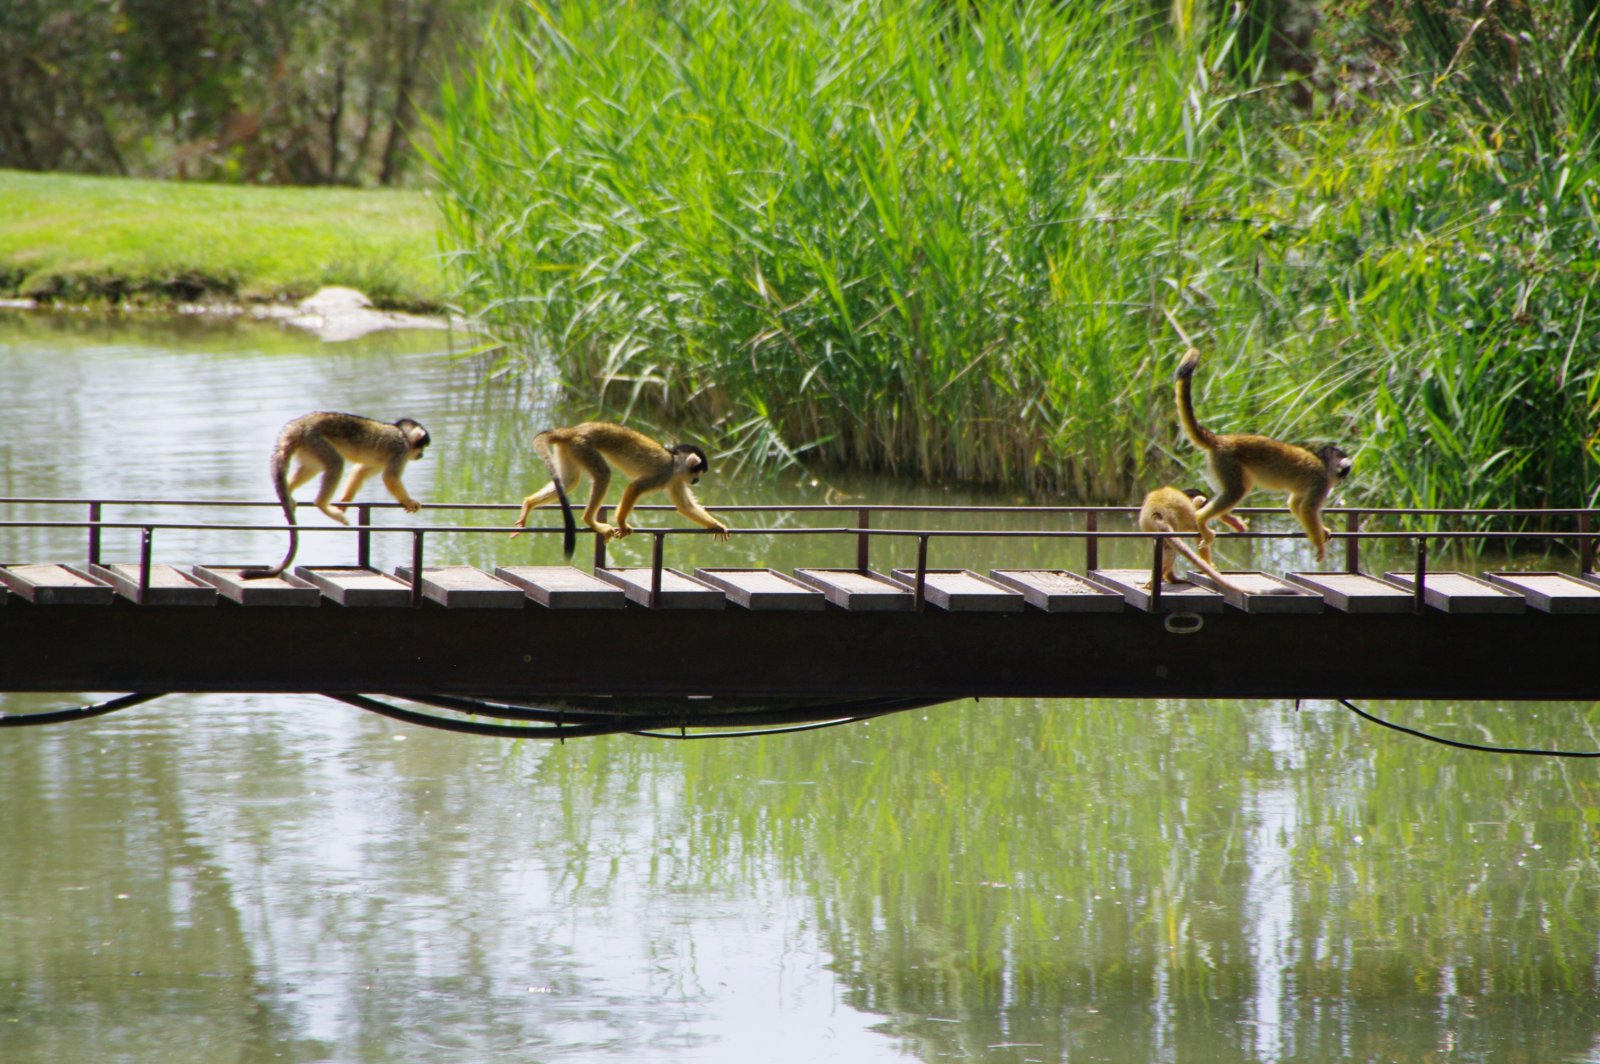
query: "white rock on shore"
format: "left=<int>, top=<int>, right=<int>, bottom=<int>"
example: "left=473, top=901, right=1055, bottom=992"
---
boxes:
left=253, top=285, right=450, bottom=342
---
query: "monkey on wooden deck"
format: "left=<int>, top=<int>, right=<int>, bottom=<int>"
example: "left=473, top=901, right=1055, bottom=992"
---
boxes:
left=1174, top=348, right=1351, bottom=563
left=511, top=421, right=729, bottom=559
left=240, top=412, right=429, bottom=579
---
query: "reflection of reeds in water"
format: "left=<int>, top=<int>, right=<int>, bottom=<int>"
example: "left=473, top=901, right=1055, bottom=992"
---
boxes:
left=431, top=0, right=1600, bottom=518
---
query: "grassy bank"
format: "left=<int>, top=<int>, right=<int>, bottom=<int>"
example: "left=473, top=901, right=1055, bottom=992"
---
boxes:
left=0, top=169, right=449, bottom=311
left=431, top=0, right=1600, bottom=515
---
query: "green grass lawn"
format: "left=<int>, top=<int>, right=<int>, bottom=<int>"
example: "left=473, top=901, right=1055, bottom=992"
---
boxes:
left=0, top=169, right=450, bottom=311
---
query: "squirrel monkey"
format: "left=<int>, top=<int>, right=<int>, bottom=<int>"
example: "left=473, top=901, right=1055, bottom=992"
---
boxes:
left=510, top=421, right=731, bottom=559
left=1140, top=486, right=1243, bottom=593
left=240, top=411, right=430, bottom=579
left=1175, top=348, right=1351, bottom=563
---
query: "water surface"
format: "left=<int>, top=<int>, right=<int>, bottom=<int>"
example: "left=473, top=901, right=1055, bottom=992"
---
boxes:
left=2, top=312, right=1598, bottom=1063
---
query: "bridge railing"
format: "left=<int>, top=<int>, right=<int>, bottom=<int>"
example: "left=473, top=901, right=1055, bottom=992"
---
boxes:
left=0, top=497, right=1596, bottom=609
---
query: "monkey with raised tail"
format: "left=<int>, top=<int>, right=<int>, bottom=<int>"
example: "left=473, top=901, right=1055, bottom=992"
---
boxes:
left=240, top=411, right=430, bottom=579
left=510, top=421, right=730, bottom=559
left=1174, top=348, right=1351, bottom=563
left=1139, top=486, right=1243, bottom=593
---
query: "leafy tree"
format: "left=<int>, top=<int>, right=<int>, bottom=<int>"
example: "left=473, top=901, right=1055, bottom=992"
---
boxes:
left=0, top=0, right=489, bottom=185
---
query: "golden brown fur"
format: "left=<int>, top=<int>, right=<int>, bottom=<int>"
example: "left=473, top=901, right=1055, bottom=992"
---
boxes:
left=240, top=411, right=429, bottom=579
left=511, top=421, right=730, bottom=558
left=1174, top=348, right=1351, bottom=563
left=1139, top=486, right=1242, bottom=592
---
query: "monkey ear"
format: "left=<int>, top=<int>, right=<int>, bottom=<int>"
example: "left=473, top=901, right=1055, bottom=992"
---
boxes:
left=685, top=452, right=704, bottom=470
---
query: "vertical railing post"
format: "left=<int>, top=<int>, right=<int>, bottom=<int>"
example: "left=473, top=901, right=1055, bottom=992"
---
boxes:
left=649, top=532, right=665, bottom=610
left=87, top=501, right=103, bottom=566
left=1413, top=537, right=1427, bottom=614
left=856, top=508, right=871, bottom=573
left=1580, top=513, right=1594, bottom=575
left=593, top=506, right=609, bottom=570
left=138, top=526, right=153, bottom=605
left=357, top=503, right=372, bottom=569
left=1085, top=511, right=1099, bottom=572
left=1344, top=510, right=1361, bottom=573
left=410, top=530, right=425, bottom=607
left=912, top=534, right=929, bottom=611
left=1149, top=536, right=1163, bottom=613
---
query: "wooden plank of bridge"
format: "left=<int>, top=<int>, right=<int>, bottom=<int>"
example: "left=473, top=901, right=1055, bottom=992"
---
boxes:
left=393, top=566, right=526, bottom=609
left=792, top=568, right=914, bottom=611
left=1383, top=570, right=1526, bottom=614
left=193, top=566, right=323, bottom=607
left=0, top=564, right=115, bottom=606
left=1089, top=568, right=1226, bottom=613
left=988, top=569, right=1125, bottom=612
left=693, top=568, right=827, bottom=610
left=1188, top=571, right=1324, bottom=614
left=1483, top=571, right=1600, bottom=614
left=1284, top=572, right=1412, bottom=613
left=295, top=566, right=413, bottom=607
left=889, top=569, right=1025, bottom=612
left=494, top=566, right=627, bottom=609
left=596, top=567, right=726, bottom=609
left=89, top=563, right=218, bottom=606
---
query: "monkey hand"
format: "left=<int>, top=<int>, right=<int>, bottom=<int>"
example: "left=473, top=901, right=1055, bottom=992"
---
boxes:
left=592, top=522, right=621, bottom=540
left=321, top=504, right=352, bottom=526
left=710, top=522, right=732, bottom=543
left=401, top=499, right=422, bottom=513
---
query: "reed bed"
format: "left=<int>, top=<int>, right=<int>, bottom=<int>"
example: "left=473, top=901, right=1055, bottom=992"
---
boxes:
left=430, top=0, right=1600, bottom=514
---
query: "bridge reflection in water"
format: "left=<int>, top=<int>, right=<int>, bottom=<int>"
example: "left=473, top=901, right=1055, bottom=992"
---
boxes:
left=2, top=497, right=1597, bottom=737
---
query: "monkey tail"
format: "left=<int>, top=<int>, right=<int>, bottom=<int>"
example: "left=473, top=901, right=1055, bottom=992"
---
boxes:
left=1173, top=348, right=1216, bottom=451
left=1169, top=537, right=1239, bottom=594
left=239, top=437, right=299, bottom=580
left=534, top=430, right=578, bottom=561
left=1155, top=520, right=1240, bottom=594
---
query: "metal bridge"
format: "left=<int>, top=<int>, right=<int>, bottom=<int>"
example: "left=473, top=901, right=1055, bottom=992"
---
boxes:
left=2, top=497, right=1597, bottom=738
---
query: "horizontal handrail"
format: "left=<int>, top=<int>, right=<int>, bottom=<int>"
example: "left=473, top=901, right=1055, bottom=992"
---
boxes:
left=0, top=519, right=1589, bottom=542
left=3, top=497, right=1593, bottom=608
left=2, top=496, right=1597, bottom=519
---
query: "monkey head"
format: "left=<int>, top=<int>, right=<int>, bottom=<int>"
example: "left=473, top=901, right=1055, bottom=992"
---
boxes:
left=669, top=442, right=710, bottom=484
left=394, top=418, right=431, bottom=459
left=1317, top=444, right=1352, bottom=481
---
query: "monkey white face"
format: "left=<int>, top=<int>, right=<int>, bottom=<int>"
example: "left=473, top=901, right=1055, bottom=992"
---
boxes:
left=396, top=418, right=431, bottom=460
left=1319, top=444, right=1352, bottom=480
left=671, top=443, right=709, bottom=485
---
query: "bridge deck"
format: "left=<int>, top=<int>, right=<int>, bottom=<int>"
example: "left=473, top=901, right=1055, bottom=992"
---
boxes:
left=3, top=499, right=1597, bottom=722
left=2, top=559, right=1597, bottom=707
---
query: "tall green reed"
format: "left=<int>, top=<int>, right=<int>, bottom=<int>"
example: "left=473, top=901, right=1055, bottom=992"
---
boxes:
left=429, top=0, right=1600, bottom=515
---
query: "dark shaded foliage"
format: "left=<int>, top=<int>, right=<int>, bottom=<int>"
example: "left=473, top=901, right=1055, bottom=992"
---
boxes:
left=0, top=0, right=489, bottom=185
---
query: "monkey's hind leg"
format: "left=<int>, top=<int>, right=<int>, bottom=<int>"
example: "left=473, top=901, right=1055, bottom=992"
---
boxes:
left=1193, top=474, right=1247, bottom=564
left=282, top=461, right=322, bottom=518
left=312, top=464, right=351, bottom=524
left=287, top=436, right=349, bottom=524
left=1288, top=491, right=1331, bottom=561
left=511, top=464, right=585, bottom=538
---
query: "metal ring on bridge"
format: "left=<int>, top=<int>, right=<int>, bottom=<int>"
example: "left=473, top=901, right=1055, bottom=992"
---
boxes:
left=1163, top=612, right=1204, bottom=635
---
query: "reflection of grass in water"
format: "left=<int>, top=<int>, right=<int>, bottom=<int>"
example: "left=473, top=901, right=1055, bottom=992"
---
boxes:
left=547, top=693, right=1600, bottom=1060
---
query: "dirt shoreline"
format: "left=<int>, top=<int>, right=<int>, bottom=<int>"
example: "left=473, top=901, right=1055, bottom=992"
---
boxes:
left=1, top=286, right=462, bottom=342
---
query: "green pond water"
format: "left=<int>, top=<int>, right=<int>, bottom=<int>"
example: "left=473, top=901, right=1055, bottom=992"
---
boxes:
left=1, top=312, right=1597, bottom=1063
